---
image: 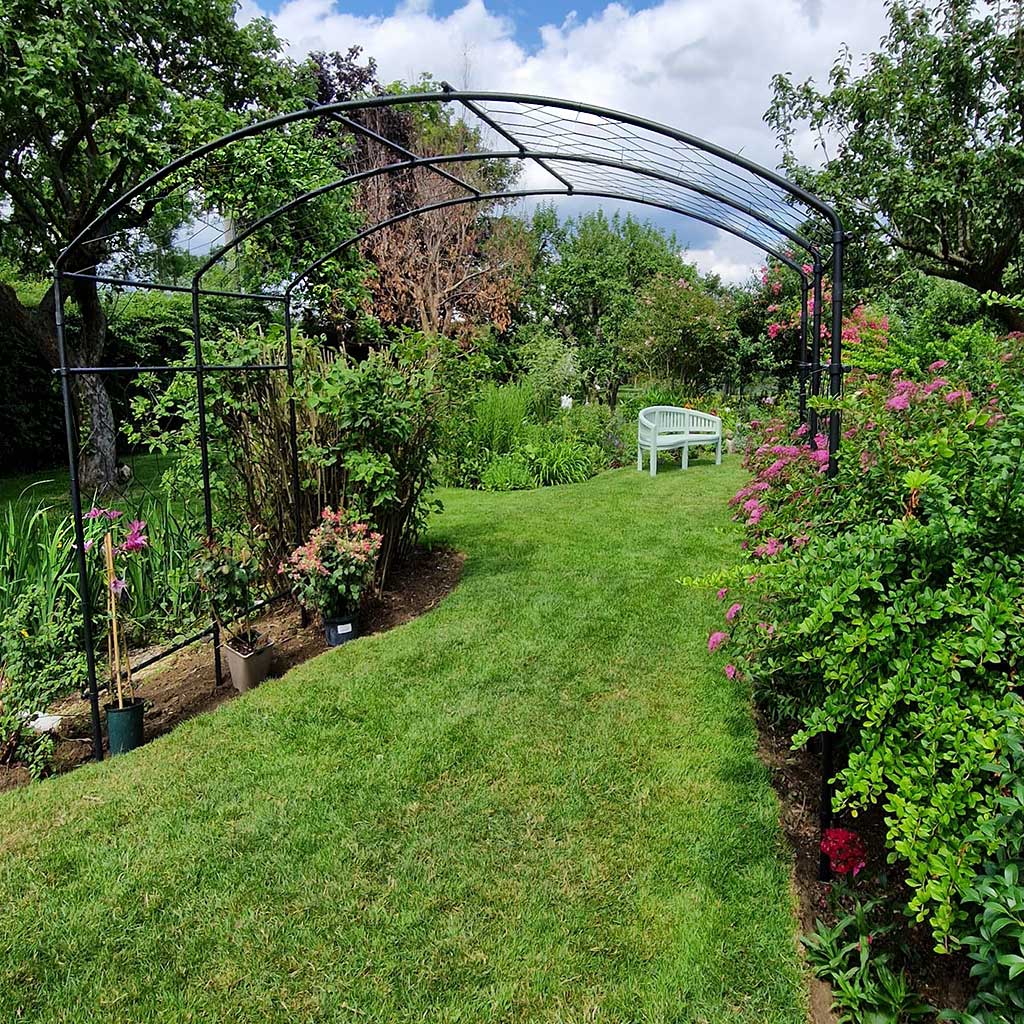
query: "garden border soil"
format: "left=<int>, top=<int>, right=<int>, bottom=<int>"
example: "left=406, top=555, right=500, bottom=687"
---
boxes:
left=1, top=547, right=463, bottom=793
left=757, top=713, right=974, bottom=1023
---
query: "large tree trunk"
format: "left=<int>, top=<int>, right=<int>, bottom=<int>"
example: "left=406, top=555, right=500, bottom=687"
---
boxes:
left=67, top=274, right=118, bottom=492
left=0, top=276, right=119, bottom=492
left=75, top=371, right=118, bottom=493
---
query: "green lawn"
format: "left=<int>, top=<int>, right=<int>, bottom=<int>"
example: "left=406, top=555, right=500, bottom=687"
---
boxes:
left=0, top=451, right=172, bottom=508
left=0, top=462, right=806, bottom=1023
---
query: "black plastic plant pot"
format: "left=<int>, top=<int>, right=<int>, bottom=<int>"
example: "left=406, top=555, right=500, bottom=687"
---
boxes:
left=105, top=697, right=145, bottom=757
left=324, top=613, right=360, bottom=647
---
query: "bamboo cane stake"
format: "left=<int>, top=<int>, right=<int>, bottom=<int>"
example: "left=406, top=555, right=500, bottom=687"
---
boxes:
left=103, top=532, right=124, bottom=709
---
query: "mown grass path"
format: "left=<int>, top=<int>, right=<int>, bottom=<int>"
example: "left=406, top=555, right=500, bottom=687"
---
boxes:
left=1, top=463, right=805, bottom=1023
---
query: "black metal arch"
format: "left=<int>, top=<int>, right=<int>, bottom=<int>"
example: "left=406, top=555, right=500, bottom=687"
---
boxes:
left=53, top=91, right=845, bottom=863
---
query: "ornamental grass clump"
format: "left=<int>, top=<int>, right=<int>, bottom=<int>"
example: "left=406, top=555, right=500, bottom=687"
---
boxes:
left=281, top=509, right=381, bottom=621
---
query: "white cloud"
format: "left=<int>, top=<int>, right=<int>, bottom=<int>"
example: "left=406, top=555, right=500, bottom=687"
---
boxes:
left=685, top=233, right=765, bottom=286
left=246, top=0, right=889, bottom=276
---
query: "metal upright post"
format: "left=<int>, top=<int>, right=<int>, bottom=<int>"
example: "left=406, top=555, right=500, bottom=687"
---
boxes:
left=817, top=227, right=846, bottom=883
left=828, top=230, right=845, bottom=473
left=55, top=272, right=105, bottom=761
left=809, top=257, right=823, bottom=441
left=191, top=282, right=223, bottom=689
left=798, top=275, right=809, bottom=425
left=283, top=298, right=308, bottom=628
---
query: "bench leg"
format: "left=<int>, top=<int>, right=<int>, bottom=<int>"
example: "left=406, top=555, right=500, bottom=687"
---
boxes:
left=715, top=438, right=722, bottom=465
left=682, top=444, right=689, bottom=470
left=650, top=441, right=657, bottom=477
left=637, top=444, right=643, bottom=472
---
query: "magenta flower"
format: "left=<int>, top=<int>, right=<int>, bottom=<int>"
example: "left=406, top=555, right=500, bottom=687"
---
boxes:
left=820, top=828, right=867, bottom=877
left=885, top=391, right=911, bottom=412
left=724, top=664, right=737, bottom=680
left=118, top=520, right=148, bottom=554
left=708, top=631, right=728, bottom=653
left=716, top=587, right=728, bottom=601
left=928, top=359, right=948, bottom=373
left=725, top=602, right=743, bottom=622
left=945, top=389, right=972, bottom=404
left=754, top=538, right=784, bottom=558
left=109, top=577, right=127, bottom=596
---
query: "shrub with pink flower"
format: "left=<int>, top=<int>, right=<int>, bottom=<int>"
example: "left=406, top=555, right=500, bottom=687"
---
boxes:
left=281, top=508, right=382, bottom=619
left=724, top=330, right=1024, bottom=948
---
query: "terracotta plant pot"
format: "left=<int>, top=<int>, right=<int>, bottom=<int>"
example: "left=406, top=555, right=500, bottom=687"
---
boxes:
left=324, top=612, right=360, bottom=647
left=223, top=636, right=275, bottom=692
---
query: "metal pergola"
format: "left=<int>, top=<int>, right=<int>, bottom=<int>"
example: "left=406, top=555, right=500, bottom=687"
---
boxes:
left=53, top=89, right=845, bottom=876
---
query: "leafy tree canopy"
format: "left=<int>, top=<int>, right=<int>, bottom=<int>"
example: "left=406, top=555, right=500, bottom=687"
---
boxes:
left=766, top=0, right=1024, bottom=307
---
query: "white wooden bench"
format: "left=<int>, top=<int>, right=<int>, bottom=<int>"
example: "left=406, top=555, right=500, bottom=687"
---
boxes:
left=637, top=406, right=722, bottom=476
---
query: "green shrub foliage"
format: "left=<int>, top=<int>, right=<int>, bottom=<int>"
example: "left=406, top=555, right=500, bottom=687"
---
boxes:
left=720, top=335, right=1024, bottom=954
left=0, top=586, right=86, bottom=778
left=128, top=326, right=461, bottom=584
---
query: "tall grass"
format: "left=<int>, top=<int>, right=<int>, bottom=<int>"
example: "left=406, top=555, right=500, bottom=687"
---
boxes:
left=0, top=492, right=204, bottom=645
left=0, top=499, right=79, bottom=626
left=468, top=383, right=534, bottom=454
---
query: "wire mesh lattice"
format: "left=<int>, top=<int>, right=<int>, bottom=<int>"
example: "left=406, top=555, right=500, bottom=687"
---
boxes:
left=58, top=92, right=833, bottom=289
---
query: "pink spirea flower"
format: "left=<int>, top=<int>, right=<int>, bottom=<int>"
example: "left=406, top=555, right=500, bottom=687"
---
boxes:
left=945, top=389, right=972, bottom=404
left=724, top=664, right=738, bottom=680
left=820, top=828, right=867, bottom=876
left=886, top=391, right=911, bottom=412
left=754, top=537, right=784, bottom=558
left=708, top=631, right=728, bottom=653
left=928, top=359, right=948, bottom=373
left=716, top=587, right=728, bottom=601
left=725, top=602, right=742, bottom=622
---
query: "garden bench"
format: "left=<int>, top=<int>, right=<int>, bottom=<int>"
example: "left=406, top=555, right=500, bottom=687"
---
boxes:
left=637, top=406, right=722, bottom=476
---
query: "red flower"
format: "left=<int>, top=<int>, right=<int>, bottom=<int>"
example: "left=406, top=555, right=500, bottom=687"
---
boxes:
left=820, top=828, right=867, bottom=876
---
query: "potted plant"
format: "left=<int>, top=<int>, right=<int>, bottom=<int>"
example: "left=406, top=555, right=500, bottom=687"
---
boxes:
left=281, top=508, right=381, bottom=647
left=83, top=507, right=148, bottom=755
left=195, top=538, right=274, bottom=692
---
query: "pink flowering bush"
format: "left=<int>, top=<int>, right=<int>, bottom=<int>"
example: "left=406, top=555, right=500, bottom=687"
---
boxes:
left=280, top=508, right=382, bottom=619
left=718, top=332, right=1024, bottom=948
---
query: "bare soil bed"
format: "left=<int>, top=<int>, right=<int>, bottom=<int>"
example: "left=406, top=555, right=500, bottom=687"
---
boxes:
left=757, top=713, right=974, bottom=1023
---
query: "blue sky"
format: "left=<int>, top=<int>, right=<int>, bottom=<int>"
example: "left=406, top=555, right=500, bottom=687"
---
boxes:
left=242, top=0, right=889, bottom=280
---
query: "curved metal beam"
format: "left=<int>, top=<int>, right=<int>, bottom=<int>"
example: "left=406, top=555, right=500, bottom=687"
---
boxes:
left=194, top=149, right=819, bottom=287
left=58, top=90, right=840, bottom=269
left=285, top=187, right=812, bottom=297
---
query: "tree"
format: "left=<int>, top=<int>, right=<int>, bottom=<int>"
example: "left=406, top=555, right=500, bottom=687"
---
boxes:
left=622, top=273, right=742, bottom=389
left=0, top=0, right=297, bottom=488
left=310, top=56, right=530, bottom=340
left=766, top=0, right=1024, bottom=319
left=522, top=207, right=690, bottom=401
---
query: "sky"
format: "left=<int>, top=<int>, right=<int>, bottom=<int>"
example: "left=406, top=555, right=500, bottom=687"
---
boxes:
left=239, top=0, right=891, bottom=283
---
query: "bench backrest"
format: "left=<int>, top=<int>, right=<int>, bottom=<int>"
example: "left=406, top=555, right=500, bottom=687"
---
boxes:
left=638, top=406, right=721, bottom=438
